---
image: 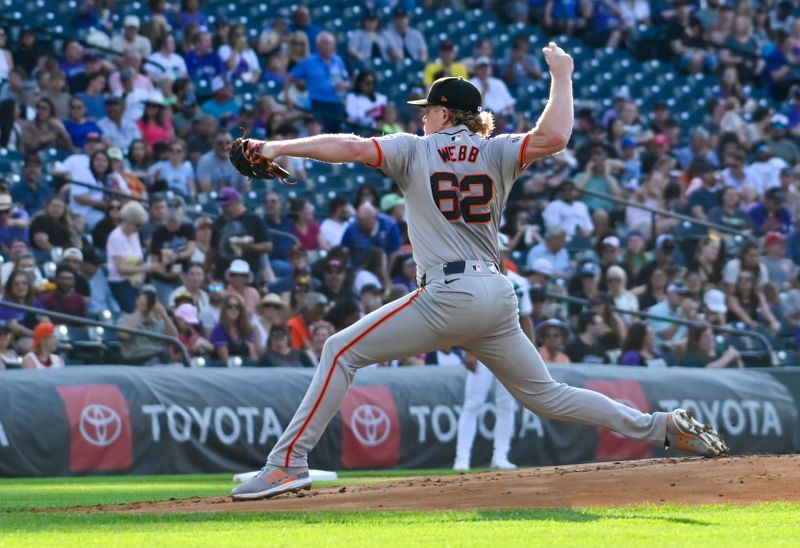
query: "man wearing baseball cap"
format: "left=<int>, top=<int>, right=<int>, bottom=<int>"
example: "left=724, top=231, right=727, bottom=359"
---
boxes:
left=111, top=15, right=152, bottom=58
left=211, top=187, right=272, bottom=281
left=634, top=234, right=681, bottom=288
left=763, top=231, right=797, bottom=289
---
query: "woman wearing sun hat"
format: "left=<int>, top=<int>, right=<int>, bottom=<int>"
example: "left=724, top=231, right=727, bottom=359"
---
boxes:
left=21, top=322, right=64, bottom=369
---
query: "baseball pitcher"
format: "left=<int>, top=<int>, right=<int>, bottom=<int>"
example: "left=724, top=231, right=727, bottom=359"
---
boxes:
left=231, top=42, right=729, bottom=501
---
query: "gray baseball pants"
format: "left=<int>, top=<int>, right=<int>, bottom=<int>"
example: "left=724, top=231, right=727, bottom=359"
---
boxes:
left=268, top=260, right=668, bottom=468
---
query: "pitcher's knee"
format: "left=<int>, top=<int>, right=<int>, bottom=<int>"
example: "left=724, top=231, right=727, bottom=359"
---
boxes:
left=319, top=331, right=373, bottom=371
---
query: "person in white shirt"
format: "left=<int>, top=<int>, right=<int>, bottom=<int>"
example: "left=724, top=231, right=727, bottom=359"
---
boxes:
left=345, top=71, right=388, bottom=129
left=745, top=141, right=788, bottom=197
left=468, top=57, right=516, bottom=115
left=526, top=226, right=571, bottom=278
left=22, top=323, right=65, bottom=370
left=218, top=24, right=261, bottom=83
left=110, top=15, right=152, bottom=59
left=542, top=180, right=594, bottom=238
left=319, top=196, right=353, bottom=248
left=146, top=35, right=188, bottom=81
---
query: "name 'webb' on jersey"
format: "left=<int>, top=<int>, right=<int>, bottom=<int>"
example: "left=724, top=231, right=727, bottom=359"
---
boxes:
left=368, top=125, right=531, bottom=276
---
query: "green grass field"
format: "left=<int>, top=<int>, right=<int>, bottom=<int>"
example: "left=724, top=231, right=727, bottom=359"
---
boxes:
left=1, top=473, right=799, bottom=547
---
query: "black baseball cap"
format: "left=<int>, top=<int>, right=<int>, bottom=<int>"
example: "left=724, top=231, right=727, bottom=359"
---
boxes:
left=407, top=77, right=482, bottom=114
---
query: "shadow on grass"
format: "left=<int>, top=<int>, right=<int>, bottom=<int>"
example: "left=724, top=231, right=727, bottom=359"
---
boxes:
left=0, top=508, right=711, bottom=532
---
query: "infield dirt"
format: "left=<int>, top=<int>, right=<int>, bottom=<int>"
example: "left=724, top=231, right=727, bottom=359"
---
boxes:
left=71, top=455, right=800, bottom=513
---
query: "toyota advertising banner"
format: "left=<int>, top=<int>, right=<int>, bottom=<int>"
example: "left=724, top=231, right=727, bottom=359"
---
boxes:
left=0, top=365, right=796, bottom=477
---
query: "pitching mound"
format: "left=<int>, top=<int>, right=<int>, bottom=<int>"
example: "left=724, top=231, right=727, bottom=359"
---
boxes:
left=86, top=455, right=800, bottom=513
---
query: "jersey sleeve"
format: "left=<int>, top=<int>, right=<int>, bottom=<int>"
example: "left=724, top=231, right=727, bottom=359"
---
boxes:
left=367, top=133, right=421, bottom=190
left=483, top=132, right=531, bottom=192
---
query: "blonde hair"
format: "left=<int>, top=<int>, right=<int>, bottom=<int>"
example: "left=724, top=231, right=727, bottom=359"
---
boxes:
left=121, top=201, right=149, bottom=225
left=449, top=109, right=495, bottom=138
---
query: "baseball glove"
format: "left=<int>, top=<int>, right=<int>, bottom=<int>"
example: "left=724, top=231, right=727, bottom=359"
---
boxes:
left=227, top=131, right=293, bottom=183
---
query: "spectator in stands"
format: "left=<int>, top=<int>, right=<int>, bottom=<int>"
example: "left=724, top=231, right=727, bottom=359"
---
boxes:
left=171, top=0, right=208, bottom=29
left=11, top=154, right=49, bottom=217
left=0, top=242, right=40, bottom=286
left=0, top=320, right=20, bottom=370
left=707, top=186, right=753, bottom=239
left=353, top=247, right=388, bottom=295
left=762, top=231, right=797, bottom=291
left=565, top=311, right=609, bottom=364
left=136, top=94, right=174, bottom=150
left=150, top=196, right=196, bottom=304
left=567, top=262, right=601, bottom=317
left=353, top=184, right=381, bottom=209
left=68, top=147, right=111, bottom=231
left=201, top=76, right=242, bottom=124
left=389, top=254, right=417, bottom=292
left=108, top=148, right=147, bottom=198
left=190, top=215, right=212, bottom=267
left=647, top=282, right=695, bottom=349
left=720, top=15, right=763, bottom=86
left=28, top=195, right=80, bottom=260
left=499, top=34, right=543, bottom=90
left=722, top=239, right=769, bottom=294
left=251, top=293, right=286, bottom=356
left=687, top=160, right=720, bottom=222
left=107, top=201, right=152, bottom=313
left=686, top=234, right=723, bottom=287
left=385, top=8, right=428, bottom=62
left=670, top=11, right=717, bottom=75
left=173, top=303, right=214, bottom=359
left=535, top=318, right=571, bottom=363
left=341, top=201, right=400, bottom=267
left=423, top=40, right=468, bottom=87
left=307, top=320, right=332, bottom=365
left=469, top=57, right=516, bottom=116
left=319, top=257, right=355, bottom=303
left=779, top=168, right=800, bottom=221
left=117, top=284, right=178, bottom=364
left=259, top=323, right=314, bottom=367
left=261, top=191, right=294, bottom=276
left=0, top=269, right=46, bottom=352
left=581, top=0, right=624, bottom=48
left=97, top=97, right=142, bottom=152
left=41, top=264, right=87, bottom=321
left=542, top=180, right=594, bottom=238
left=11, top=28, right=41, bottom=77
left=727, top=269, right=781, bottom=334
left=290, top=5, right=322, bottom=53
left=185, top=30, right=225, bottom=80
left=765, top=114, right=800, bottom=166
left=185, top=115, right=217, bottom=161
left=574, top=146, right=622, bottom=235
left=173, top=94, right=203, bottom=140
left=286, top=292, right=328, bottom=350
left=60, top=247, right=91, bottom=300
left=148, top=139, right=194, bottom=199
left=167, top=262, right=209, bottom=309
left=682, top=324, right=743, bottom=368
left=606, top=264, right=638, bottom=319
left=210, top=293, right=256, bottom=361
left=288, top=199, right=324, bottom=252
left=195, top=131, right=245, bottom=192
left=19, top=97, right=72, bottom=154
left=526, top=226, right=570, bottom=278
left=749, top=187, right=792, bottom=236
left=347, top=11, right=391, bottom=63
left=146, top=35, right=188, bottom=81
left=111, top=15, right=152, bottom=58
left=76, top=72, right=108, bottom=121
left=542, top=0, right=583, bottom=36
left=219, top=24, right=261, bottom=83
left=63, top=98, right=101, bottom=150
left=745, top=142, right=786, bottom=198
left=224, top=258, right=259, bottom=315
left=58, top=40, right=85, bottom=87
left=211, top=187, right=271, bottom=281
left=345, top=70, right=387, bottom=130
left=0, top=194, right=28, bottom=256
left=110, top=52, right=155, bottom=101
left=619, top=322, right=665, bottom=366
left=320, top=197, right=352, bottom=249
left=285, top=32, right=349, bottom=132
left=22, top=323, right=64, bottom=369
left=634, top=234, right=678, bottom=288
left=765, top=30, right=800, bottom=101
left=675, top=127, right=719, bottom=170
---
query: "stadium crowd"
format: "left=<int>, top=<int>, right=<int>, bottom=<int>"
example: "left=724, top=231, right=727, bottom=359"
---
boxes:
left=1, top=0, right=800, bottom=369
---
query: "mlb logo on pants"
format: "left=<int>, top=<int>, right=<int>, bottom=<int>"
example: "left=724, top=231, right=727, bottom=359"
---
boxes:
left=56, top=384, right=133, bottom=472
left=339, top=385, right=400, bottom=469
left=584, top=380, right=652, bottom=461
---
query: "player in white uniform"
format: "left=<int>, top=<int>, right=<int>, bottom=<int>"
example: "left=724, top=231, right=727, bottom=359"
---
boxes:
left=454, top=234, right=527, bottom=471
left=232, top=43, right=729, bottom=501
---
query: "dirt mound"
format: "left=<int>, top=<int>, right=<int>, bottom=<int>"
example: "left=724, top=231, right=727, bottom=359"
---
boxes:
left=82, top=455, right=800, bottom=513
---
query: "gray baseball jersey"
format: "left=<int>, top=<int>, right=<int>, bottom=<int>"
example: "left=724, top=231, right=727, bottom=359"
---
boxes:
left=373, top=126, right=528, bottom=277
left=266, top=126, right=668, bottom=470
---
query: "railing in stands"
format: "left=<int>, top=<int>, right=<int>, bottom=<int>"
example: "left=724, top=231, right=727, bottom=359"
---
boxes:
left=0, top=300, right=191, bottom=367
left=546, top=291, right=778, bottom=366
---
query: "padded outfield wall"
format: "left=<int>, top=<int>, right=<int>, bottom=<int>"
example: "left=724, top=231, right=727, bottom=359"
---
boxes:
left=0, top=365, right=797, bottom=477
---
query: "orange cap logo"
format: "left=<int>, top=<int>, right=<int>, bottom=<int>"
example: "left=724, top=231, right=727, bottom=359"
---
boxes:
left=440, top=96, right=448, bottom=102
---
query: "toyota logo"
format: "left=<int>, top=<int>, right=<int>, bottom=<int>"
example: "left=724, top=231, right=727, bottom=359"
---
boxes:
left=79, top=404, right=123, bottom=447
left=350, top=404, right=391, bottom=447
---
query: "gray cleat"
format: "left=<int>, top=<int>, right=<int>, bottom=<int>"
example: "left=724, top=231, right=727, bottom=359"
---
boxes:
left=665, top=408, right=730, bottom=457
left=231, top=465, right=311, bottom=501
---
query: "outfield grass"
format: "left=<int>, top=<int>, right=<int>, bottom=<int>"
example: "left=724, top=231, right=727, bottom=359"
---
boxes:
left=1, top=475, right=798, bottom=547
